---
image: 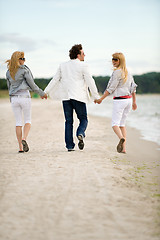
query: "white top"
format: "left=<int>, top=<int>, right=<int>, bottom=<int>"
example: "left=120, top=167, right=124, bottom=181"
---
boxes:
left=44, top=59, right=100, bottom=103
left=106, top=69, right=137, bottom=97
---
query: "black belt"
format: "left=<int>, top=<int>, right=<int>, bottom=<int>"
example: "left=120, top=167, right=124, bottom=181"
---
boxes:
left=10, top=95, right=31, bottom=98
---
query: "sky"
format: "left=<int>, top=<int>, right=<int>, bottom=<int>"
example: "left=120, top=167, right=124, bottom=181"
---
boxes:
left=0, top=0, right=160, bottom=78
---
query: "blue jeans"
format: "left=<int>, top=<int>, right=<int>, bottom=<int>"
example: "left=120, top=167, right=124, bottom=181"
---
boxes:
left=62, top=99, right=88, bottom=149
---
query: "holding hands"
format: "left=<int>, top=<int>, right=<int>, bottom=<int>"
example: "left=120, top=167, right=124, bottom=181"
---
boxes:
left=94, top=98, right=103, bottom=104
left=94, top=90, right=110, bottom=104
left=41, top=93, right=48, bottom=99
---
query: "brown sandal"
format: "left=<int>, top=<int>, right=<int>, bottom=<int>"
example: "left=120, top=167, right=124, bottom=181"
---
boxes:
left=117, top=138, right=125, bottom=153
left=22, top=140, right=29, bottom=152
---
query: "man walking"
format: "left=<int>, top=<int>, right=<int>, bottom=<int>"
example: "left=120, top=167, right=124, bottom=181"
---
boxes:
left=45, top=44, right=99, bottom=151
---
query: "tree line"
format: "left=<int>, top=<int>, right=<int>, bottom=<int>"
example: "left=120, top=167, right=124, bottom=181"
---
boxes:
left=93, top=72, right=160, bottom=94
left=0, top=72, right=160, bottom=94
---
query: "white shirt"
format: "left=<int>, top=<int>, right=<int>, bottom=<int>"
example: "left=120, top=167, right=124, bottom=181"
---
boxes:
left=44, top=59, right=100, bottom=103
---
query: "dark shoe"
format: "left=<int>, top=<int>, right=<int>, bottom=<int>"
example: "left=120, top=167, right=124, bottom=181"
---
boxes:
left=78, top=135, right=84, bottom=150
left=68, top=149, right=75, bottom=152
left=117, top=138, right=125, bottom=153
left=18, top=150, right=24, bottom=153
left=22, top=140, right=29, bottom=152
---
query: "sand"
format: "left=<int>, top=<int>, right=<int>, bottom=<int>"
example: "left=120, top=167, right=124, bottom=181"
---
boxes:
left=0, top=98, right=160, bottom=240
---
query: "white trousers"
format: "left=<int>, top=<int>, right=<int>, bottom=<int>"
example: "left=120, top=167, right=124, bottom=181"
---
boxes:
left=112, top=99, right=132, bottom=127
left=11, top=97, right=31, bottom=126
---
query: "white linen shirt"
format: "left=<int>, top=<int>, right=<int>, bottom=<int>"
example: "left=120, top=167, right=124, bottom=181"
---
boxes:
left=44, top=59, right=100, bottom=103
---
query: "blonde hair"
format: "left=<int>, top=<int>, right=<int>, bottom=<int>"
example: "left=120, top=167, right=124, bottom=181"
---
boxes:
left=112, top=52, right=128, bottom=83
left=6, top=51, right=24, bottom=80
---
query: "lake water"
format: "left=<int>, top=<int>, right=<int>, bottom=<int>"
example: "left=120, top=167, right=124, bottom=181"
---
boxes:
left=88, top=94, right=160, bottom=147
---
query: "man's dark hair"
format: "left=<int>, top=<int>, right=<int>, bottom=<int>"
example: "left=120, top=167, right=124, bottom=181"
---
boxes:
left=69, top=44, right=82, bottom=59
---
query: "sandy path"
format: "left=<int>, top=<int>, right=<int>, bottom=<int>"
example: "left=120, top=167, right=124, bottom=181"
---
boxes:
left=0, top=99, right=160, bottom=240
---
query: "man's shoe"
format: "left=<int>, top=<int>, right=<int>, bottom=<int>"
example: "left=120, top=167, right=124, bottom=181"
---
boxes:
left=78, top=135, right=84, bottom=150
left=68, top=149, right=75, bottom=152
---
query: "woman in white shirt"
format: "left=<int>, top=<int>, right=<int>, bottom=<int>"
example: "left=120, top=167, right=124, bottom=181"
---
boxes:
left=95, top=52, right=137, bottom=153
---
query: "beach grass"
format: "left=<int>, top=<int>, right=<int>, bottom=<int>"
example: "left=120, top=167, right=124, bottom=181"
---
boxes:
left=0, top=90, right=9, bottom=98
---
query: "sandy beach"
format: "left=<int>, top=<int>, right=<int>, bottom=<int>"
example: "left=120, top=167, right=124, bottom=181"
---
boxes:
left=0, top=98, right=160, bottom=240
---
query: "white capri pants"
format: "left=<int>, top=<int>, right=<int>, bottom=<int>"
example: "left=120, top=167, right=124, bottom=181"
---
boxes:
left=11, top=97, right=31, bottom=126
left=112, top=98, right=132, bottom=127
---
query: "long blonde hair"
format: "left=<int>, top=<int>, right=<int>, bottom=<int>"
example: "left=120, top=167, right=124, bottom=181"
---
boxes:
left=112, top=52, right=128, bottom=83
left=6, top=51, right=24, bottom=80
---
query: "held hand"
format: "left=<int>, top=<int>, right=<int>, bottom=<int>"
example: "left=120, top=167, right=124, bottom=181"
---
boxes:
left=41, top=93, right=47, bottom=99
left=94, top=99, right=102, bottom=104
left=132, top=103, right=137, bottom=110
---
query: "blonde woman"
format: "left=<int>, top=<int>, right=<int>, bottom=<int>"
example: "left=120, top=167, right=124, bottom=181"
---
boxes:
left=6, top=51, right=47, bottom=153
left=95, top=53, right=137, bottom=153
